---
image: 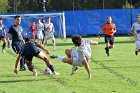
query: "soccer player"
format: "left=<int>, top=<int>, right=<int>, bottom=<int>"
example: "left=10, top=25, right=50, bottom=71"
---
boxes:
left=14, top=38, right=60, bottom=76
left=41, top=19, right=46, bottom=44
left=36, top=18, right=44, bottom=44
left=0, top=17, right=7, bottom=53
left=50, top=35, right=98, bottom=79
left=30, top=21, right=36, bottom=41
left=130, top=14, right=140, bottom=55
left=98, top=16, right=116, bottom=56
left=44, top=17, right=56, bottom=51
left=7, top=15, right=26, bottom=71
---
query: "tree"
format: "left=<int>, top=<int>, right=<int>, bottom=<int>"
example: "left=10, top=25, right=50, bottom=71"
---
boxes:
left=0, top=0, right=9, bottom=12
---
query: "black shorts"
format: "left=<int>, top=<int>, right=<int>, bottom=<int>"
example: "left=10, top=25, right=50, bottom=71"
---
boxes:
left=22, top=48, right=40, bottom=61
left=104, top=35, right=114, bottom=45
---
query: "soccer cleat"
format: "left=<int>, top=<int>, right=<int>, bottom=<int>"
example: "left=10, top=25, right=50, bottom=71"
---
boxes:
left=71, top=66, right=78, bottom=75
left=50, top=55, right=58, bottom=59
left=135, top=50, right=138, bottom=55
left=33, top=69, right=37, bottom=76
left=53, top=71, right=60, bottom=75
left=19, top=68, right=26, bottom=71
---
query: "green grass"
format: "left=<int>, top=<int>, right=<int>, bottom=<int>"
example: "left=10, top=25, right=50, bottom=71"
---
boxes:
left=0, top=37, right=140, bottom=93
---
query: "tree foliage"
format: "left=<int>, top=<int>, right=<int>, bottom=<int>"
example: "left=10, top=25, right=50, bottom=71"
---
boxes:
left=2, top=0, right=140, bottom=12
left=0, top=0, right=8, bottom=12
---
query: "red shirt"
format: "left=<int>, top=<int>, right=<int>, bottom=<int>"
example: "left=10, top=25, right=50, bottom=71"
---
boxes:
left=101, top=23, right=116, bottom=36
left=30, top=24, right=36, bottom=34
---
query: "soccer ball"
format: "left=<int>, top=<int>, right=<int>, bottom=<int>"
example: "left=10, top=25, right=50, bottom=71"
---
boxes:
left=44, top=68, right=52, bottom=75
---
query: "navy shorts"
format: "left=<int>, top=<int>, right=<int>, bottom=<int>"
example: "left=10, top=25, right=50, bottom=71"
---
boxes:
left=22, top=47, right=40, bottom=61
left=12, top=41, right=23, bottom=54
left=104, top=35, right=114, bottom=45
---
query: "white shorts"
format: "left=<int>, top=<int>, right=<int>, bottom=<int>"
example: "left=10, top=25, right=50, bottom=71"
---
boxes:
left=136, top=40, right=140, bottom=49
left=45, top=34, right=55, bottom=41
left=71, top=48, right=78, bottom=58
left=37, top=31, right=43, bottom=39
left=72, top=58, right=83, bottom=67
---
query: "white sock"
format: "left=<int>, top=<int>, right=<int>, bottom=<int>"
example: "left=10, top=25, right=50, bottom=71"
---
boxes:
left=53, top=43, right=56, bottom=49
left=57, top=55, right=65, bottom=61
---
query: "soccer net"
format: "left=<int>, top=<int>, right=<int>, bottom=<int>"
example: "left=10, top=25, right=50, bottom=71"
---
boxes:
left=1, top=12, right=66, bottom=39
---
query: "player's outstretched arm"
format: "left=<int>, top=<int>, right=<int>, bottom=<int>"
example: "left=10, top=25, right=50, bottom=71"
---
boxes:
left=83, top=60, right=91, bottom=79
left=90, top=40, right=98, bottom=45
left=36, top=44, right=51, bottom=55
left=14, top=52, right=21, bottom=74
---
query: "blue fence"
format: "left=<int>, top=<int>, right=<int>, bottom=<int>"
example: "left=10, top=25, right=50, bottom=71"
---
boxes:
left=1, top=9, right=140, bottom=37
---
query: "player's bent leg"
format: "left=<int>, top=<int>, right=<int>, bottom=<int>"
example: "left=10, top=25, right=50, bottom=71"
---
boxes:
left=37, top=52, right=60, bottom=75
left=65, top=49, right=71, bottom=58
left=37, top=51, right=52, bottom=66
left=25, top=60, right=37, bottom=76
left=62, top=58, right=73, bottom=65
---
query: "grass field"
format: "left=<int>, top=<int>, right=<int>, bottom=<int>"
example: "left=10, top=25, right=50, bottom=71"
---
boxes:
left=0, top=37, right=140, bottom=93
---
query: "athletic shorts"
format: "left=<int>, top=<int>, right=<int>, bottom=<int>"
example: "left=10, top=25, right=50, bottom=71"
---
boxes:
left=22, top=47, right=40, bottom=61
left=105, top=35, right=114, bottom=45
left=72, top=58, right=90, bottom=67
left=45, top=34, right=55, bottom=41
left=136, top=40, right=140, bottom=50
left=37, top=31, right=43, bottom=39
left=12, top=41, right=23, bottom=54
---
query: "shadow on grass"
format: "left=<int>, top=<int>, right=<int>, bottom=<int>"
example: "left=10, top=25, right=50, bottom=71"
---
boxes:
left=46, top=40, right=133, bottom=47
left=46, top=43, right=73, bottom=46
left=0, top=78, right=46, bottom=84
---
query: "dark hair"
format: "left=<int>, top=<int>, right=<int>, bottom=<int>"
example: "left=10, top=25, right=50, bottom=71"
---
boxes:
left=0, top=17, right=3, bottom=20
left=71, top=35, right=82, bottom=46
left=24, top=38, right=30, bottom=42
left=14, top=15, right=21, bottom=19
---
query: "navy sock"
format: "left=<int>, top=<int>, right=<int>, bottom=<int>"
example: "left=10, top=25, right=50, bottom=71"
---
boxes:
left=28, top=65, right=35, bottom=72
left=49, top=65, right=55, bottom=72
left=2, top=42, right=6, bottom=50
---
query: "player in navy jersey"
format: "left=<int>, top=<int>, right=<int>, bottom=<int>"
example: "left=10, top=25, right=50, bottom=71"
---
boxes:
left=14, top=38, right=60, bottom=76
left=0, top=17, right=7, bottom=53
left=7, top=15, right=26, bottom=71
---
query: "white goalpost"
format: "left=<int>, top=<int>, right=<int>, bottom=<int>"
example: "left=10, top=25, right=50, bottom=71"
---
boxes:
left=0, top=12, right=66, bottom=39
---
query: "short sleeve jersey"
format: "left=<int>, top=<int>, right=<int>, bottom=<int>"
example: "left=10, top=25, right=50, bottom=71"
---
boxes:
left=0, top=24, right=5, bottom=36
left=131, top=22, right=140, bottom=38
left=101, top=23, right=116, bottom=36
left=8, top=25, right=23, bottom=42
left=44, top=23, right=54, bottom=35
left=77, top=40, right=95, bottom=62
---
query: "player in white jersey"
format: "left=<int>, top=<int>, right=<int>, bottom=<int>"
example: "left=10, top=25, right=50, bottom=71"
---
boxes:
left=36, top=19, right=44, bottom=44
left=130, top=14, right=140, bottom=55
left=50, top=35, right=98, bottom=79
left=44, top=17, right=56, bottom=51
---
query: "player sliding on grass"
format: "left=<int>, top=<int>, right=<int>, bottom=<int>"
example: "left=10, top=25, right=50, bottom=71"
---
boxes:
left=130, top=14, right=140, bottom=55
left=14, top=38, right=60, bottom=76
left=98, top=16, right=116, bottom=56
left=50, top=35, right=98, bottom=79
